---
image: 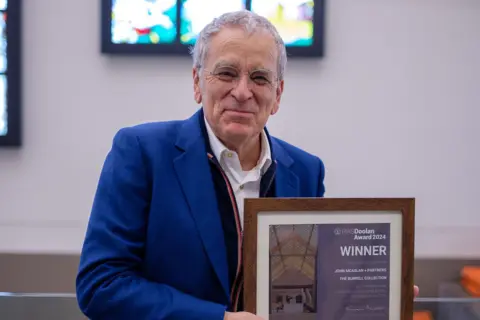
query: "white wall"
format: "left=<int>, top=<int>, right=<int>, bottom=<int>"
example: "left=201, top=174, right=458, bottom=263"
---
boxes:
left=0, top=0, right=478, bottom=257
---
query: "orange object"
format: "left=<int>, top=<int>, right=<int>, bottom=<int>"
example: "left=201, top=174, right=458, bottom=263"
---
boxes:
left=462, top=278, right=480, bottom=297
left=461, top=266, right=480, bottom=285
left=413, top=310, right=433, bottom=320
left=461, top=266, right=480, bottom=296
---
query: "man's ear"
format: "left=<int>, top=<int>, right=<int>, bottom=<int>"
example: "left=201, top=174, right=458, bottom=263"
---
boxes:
left=193, top=67, right=202, bottom=104
left=271, top=80, right=284, bottom=115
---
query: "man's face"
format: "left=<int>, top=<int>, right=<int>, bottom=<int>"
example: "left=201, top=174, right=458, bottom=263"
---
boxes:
left=193, top=27, right=284, bottom=146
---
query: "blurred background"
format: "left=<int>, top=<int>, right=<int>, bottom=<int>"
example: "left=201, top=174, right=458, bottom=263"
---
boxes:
left=0, top=0, right=479, bottom=319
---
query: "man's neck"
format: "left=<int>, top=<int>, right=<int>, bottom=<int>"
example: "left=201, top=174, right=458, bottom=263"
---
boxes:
left=203, top=116, right=265, bottom=171
left=222, top=134, right=262, bottom=171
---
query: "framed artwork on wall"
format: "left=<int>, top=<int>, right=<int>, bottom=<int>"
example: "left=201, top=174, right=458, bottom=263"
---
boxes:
left=100, top=0, right=326, bottom=58
left=0, top=0, right=22, bottom=147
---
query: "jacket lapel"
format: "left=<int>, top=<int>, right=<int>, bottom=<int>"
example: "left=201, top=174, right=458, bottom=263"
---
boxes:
left=173, top=110, right=229, bottom=298
left=270, top=139, right=300, bottom=197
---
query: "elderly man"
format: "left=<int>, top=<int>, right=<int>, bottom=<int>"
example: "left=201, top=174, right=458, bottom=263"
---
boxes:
left=76, top=10, right=417, bottom=320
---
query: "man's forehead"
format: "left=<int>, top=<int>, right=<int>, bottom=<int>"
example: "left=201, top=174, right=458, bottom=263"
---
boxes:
left=205, top=27, right=278, bottom=70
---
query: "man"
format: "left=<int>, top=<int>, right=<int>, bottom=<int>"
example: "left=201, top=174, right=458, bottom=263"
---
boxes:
left=76, top=10, right=417, bottom=320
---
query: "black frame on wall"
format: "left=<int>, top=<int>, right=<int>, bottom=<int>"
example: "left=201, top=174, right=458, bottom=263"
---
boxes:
left=0, top=0, right=22, bottom=147
left=100, top=0, right=325, bottom=58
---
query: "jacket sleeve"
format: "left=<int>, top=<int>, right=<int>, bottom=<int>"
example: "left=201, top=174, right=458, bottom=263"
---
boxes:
left=316, top=157, right=326, bottom=197
left=76, top=127, right=227, bottom=320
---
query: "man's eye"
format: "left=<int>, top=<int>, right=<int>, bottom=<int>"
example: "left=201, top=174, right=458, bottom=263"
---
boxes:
left=215, top=72, right=236, bottom=80
left=252, top=76, right=270, bottom=84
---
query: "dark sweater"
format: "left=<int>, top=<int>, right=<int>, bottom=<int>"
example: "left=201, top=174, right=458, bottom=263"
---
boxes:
left=199, top=116, right=276, bottom=311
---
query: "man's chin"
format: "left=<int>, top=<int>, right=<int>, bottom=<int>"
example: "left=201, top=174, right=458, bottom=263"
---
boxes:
left=222, top=124, right=253, bottom=140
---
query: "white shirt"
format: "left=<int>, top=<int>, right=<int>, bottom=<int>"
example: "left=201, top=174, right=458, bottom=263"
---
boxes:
left=204, top=117, right=272, bottom=229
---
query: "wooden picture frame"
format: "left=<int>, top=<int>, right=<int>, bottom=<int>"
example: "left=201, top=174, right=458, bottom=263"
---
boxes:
left=243, top=198, right=415, bottom=320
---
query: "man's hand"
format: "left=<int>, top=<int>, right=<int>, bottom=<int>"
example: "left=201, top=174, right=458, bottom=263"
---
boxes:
left=414, top=285, right=419, bottom=297
left=224, top=312, right=264, bottom=320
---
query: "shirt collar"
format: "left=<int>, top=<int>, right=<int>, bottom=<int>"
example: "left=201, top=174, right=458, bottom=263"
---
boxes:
left=204, top=117, right=272, bottom=174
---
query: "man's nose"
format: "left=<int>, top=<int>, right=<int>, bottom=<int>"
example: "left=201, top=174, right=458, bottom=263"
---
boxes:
left=230, top=75, right=253, bottom=102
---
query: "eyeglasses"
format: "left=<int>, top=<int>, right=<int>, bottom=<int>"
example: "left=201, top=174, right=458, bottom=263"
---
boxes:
left=202, top=66, right=279, bottom=88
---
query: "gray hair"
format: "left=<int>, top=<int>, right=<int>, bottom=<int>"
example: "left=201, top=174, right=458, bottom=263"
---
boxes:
left=189, top=10, right=287, bottom=81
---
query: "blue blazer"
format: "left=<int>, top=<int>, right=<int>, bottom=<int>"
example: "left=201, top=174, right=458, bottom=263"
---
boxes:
left=76, top=109, right=326, bottom=320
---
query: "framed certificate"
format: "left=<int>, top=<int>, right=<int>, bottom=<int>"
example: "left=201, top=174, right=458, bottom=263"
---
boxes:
left=243, top=198, right=415, bottom=320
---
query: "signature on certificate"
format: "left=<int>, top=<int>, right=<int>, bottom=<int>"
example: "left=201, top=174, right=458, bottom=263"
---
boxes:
left=345, top=305, right=386, bottom=312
